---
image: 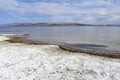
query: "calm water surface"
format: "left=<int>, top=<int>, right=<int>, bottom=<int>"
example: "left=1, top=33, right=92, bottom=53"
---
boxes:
left=0, top=26, right=120, bottom=51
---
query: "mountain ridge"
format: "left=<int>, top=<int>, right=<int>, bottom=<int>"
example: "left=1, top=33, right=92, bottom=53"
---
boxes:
left=0, top=23, right=120, bottom=27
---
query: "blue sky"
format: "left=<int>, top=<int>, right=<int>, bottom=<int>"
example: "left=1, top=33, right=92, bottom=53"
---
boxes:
left=0, top=0, right=120, bottom=24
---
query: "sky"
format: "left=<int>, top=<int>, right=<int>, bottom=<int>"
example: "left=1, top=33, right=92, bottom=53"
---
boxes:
left=0, top=0, right=120, bottom=24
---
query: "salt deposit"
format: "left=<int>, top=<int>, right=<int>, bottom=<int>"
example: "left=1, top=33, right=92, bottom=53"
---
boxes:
left=0, top=35, right=120, bottom=80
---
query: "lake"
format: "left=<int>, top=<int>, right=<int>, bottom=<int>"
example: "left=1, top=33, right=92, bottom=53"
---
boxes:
left=0, top=26, right=120, bottom=52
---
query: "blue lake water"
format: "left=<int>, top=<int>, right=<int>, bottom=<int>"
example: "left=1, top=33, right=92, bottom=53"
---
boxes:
left=0, top=26, right=120, bottom=51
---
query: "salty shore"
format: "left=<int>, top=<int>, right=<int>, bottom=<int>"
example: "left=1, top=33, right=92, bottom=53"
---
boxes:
left=0, top=34, right=120, bottom=80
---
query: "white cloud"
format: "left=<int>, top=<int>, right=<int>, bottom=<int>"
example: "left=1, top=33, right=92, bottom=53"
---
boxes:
left=0, top=0, right=120, bottom=24
left=0, top=0, right=18, bottom=11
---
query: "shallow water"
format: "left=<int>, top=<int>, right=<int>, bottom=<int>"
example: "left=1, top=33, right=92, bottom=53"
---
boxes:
left=0, top=26, right=120, bottom=51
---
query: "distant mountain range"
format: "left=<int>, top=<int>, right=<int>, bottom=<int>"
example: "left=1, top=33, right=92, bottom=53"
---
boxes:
left=0, top=23, right=120, bottom=27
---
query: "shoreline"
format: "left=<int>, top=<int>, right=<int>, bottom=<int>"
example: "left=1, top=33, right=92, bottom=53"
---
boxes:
left=0, top=34, right=120, bottom=80
left=3, top=34, right=120, bottom=59
left=59, top=44, right=120, bottom=59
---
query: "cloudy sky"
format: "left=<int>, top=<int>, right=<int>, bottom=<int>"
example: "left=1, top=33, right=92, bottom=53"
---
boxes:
left=0, top=0, right=120, bottom=24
